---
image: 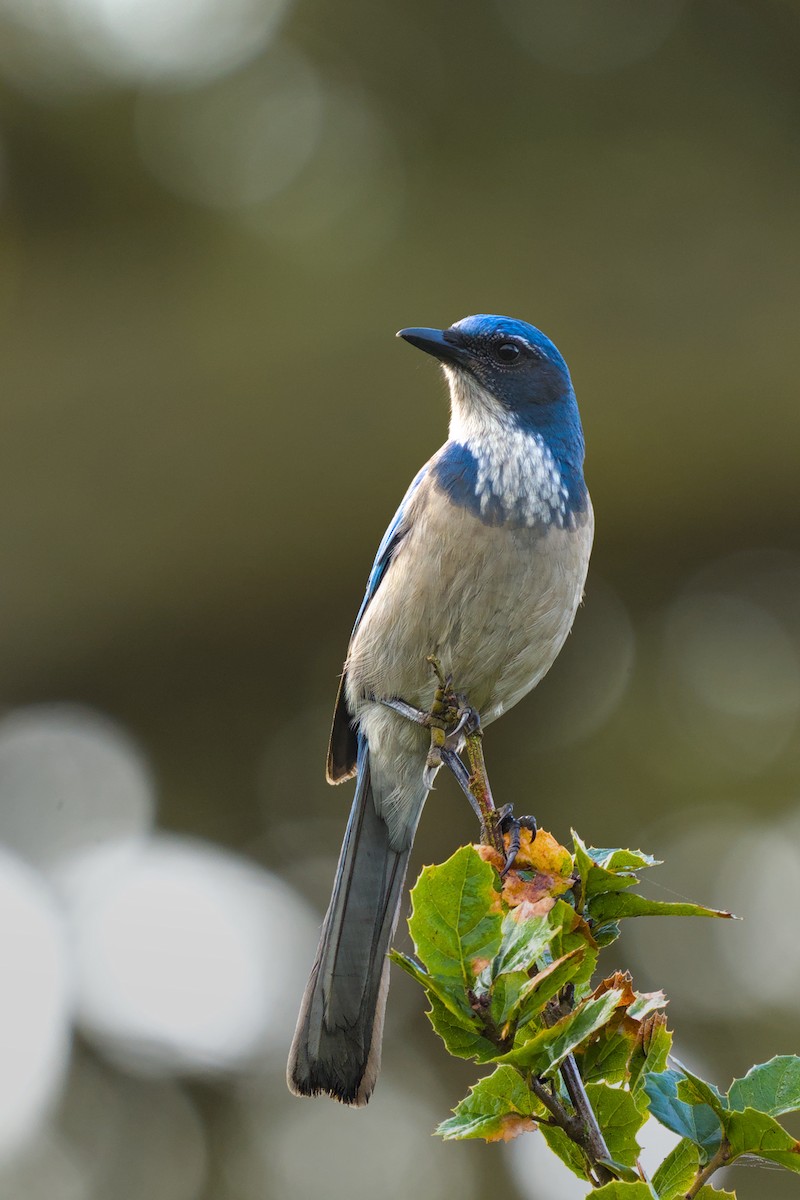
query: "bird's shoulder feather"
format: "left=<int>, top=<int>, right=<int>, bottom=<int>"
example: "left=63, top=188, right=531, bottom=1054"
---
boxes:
left=326, top=460, right=430, bottom=783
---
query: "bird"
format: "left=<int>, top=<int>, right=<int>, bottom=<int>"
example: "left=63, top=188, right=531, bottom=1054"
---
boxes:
left=287, top=313, right=593, bottom=1106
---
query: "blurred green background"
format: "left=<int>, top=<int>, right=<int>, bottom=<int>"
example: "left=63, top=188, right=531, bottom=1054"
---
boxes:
left=0, top=0, right=798, bottom=1196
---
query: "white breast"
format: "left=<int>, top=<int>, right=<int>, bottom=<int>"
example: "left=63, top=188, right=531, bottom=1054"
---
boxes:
left=345, top=478, right=594, bottom=724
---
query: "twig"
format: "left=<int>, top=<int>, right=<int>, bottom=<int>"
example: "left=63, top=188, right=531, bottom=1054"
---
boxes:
left=560, top=1054, right=615, bottom=1185
left=527, top=1073, right=611, bottom=1187
left=685, top=1142, right=730, bottom=1198
left=462, top=724, right=505, bottom=855
left=455, top=693, right=613, bottom=1185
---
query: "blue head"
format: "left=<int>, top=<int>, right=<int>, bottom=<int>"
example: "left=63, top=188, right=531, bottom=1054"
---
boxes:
left=398, top=314, right=584, bottom=463
left=398, top=314, right=588, bottom=528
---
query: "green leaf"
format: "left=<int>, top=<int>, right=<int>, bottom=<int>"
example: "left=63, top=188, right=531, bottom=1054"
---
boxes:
left=593, top=921, right=622, bottom=947
left=571, top=836, right=637, bottom=910
left=539, top=1123, right=590, bottom=1180
left=693, top=1189, right=735, bottom=1199
left=572, top=830, right=594, bottom=889
left=582, top=1026, right=637, bottom=1086
left=676, top=1073, right=727, bottom=1117
left=595, top=848, right=660, bottom=872
left=628, top=1014, right=672, bottom=1094
left=493, top=908, right=552, bottom=976
left=546, top=899, right=598, bottom=985
left=426, top=994, right=499, bottom=1062
left=591, top=1182, right=656, bottom=1198
left=723, top=1106, right=800, bottom=1171
left=408, top=846, right=503, bottom=989
left=587, top=891, right=734, bottom=925
left=651, top=1137, right=701, bottom=1199
left=389, top=950, right=476, bottom=1027
left=644, top=1070, right=722, bottom=1156
left=627, top=991, right=668, bottom=1021
left=597, top=1159, right=642, bottom=1182
left=585, top=1081, right=647, bottom=1167
left=728, top=1055, right=800, bottom=1117
left=436, top=1065, right=537, bottom=1142
left=571, top=833, right=660, bottom=911
left=499, top=990, right=622, bottom=1074
left=514, top=948, right=588, bottom=1029
left=489, top=971, right=529, bottom=1030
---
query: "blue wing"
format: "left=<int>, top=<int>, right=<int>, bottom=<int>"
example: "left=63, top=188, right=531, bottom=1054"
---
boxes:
left=327, top=462, right=429, bottom=783
left=351, top=462, right=428, bottom=636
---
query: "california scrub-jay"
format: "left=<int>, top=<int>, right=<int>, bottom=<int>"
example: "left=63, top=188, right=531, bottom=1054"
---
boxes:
left=287, top=314, right=593, bottom=1105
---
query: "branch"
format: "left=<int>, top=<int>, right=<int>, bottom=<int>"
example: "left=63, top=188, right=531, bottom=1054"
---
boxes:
left=463, top=724, right=504, bottom=855
left=559, top=1054, right=614, bottom=1185
left=460, top=718, right=614, bottom=1186
left=685, top=1142, right=730, bottom=1198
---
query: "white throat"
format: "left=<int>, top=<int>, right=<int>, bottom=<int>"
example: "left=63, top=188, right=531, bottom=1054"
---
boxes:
left=443, top=366, right=570, bottom=529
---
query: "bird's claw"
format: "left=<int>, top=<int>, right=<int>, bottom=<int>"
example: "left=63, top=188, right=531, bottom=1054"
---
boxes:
left=423, top=758, right=440, bottom=791
left=497, top=805, right=538, bottom=876
left=423, top=724, right=446, bottom=789
left=442, top=704, right=481, bottom=752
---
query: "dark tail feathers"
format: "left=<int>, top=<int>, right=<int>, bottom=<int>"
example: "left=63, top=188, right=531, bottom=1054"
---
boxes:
left=287, top=742, right=412, bottom=1105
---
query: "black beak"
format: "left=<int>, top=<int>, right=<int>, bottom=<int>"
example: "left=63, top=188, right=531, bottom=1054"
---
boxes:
left=397, top=327, right=473, bottom=367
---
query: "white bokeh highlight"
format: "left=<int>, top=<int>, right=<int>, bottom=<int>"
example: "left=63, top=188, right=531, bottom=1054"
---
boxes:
left=0, top=849, right=72, bottom=1162
left=57, top=836, right=319, bottom=1074
left=65, top=0, right=292, bottom=83
left=222, top=1080, right=479, bottom=1200
left=0, top=705, right=154, bottom=873
left=716, top=809, right=800, bottom=1011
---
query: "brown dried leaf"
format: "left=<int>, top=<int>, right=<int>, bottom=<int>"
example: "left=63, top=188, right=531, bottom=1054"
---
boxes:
left=486, top=1113, right=539, bottom=1143
left=508, top=896, right=556, bottom=918
left=474, top=844, right=505, bottom=872
left=512, top=827, right=573, bottom=878
left=592, top=972, right=637, bottom=1010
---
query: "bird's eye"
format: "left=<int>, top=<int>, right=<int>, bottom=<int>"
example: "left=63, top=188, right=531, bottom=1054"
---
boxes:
left=495, top=341, right=521, bottom=364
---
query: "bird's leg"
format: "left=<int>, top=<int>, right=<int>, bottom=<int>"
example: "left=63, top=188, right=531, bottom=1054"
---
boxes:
left=379, top=658, right=475, bottom=792
left=378, top=680, right=459, bottom=791
left=380, top=658, right=529, bottom=862
left=378, top=697, right=431, bottom=727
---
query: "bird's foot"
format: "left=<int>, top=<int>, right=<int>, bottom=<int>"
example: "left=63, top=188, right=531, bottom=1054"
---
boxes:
left=496, top=806, right=538, bottom=877
left=381, top=656, right=480, bottom=791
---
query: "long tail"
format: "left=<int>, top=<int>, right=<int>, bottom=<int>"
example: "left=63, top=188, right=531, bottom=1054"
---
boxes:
left=287, top=736, right=423, bottom=1105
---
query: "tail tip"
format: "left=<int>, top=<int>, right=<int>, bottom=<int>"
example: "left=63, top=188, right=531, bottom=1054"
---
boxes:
left=286, top=1060, right=373, bottom=1107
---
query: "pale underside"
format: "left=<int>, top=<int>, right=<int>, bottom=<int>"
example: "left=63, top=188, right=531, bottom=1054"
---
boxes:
left=343, top=476, right=594, bottom=848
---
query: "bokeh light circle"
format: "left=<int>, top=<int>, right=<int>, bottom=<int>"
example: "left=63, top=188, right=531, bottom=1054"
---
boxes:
left=65, top=0, right=292, bottom=83
left=0, top=704, right=154, bottom=873
left=0, top=849, right=72, bottom=1163
left=59, top=835, right=319, bottom=1075
left=59, top=1051, right=208, bottom=1200
left=135, top=47, right=324, bottom=211
left=223, top=1081, right=479, bottom=1200
left=660, top=590, right=800, bottom=773
left=495, top=0, right=688, bottom=74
